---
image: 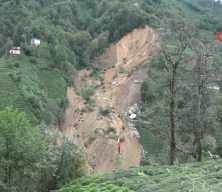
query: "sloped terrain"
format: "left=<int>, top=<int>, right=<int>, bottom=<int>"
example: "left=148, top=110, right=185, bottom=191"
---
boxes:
left=0, top=0, right=157, bottom=124
left=62, top=26, right=160, bottom=174
left=60, top=160, right=222, bottom=192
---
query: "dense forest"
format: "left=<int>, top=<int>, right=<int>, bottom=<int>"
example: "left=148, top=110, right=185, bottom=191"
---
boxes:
left=139, top=0, right=222, bottom=165
left=1, top=0, right=222, bottom=191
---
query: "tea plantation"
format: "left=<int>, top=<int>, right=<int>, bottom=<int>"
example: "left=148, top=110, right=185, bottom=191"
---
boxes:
left=60, top=160, right=222, bottom=192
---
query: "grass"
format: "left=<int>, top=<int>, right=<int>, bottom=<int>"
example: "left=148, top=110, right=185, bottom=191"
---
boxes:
left=60, top=160, right=222, bottom=192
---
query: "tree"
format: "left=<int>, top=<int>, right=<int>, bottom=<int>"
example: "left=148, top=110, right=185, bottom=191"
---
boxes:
left=191, top=42, right=216, bottom=161
left=161, top=24, right=190, bottom=165
left=38, top=133, right=85, bottom=191
left=65, top=31, right=92, bottom=68
left=0, top=108, right=85, bottom=192
left=140, top=22, right=192, bottom=165
left=0, top=107, right=46, bottom=192
left=54, top=138, right=84, bottom=187
left=192, top=43, right=207, bottom=161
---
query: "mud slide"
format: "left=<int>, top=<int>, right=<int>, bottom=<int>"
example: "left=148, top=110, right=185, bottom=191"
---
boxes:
left=62, top=26, right=160, bottom=174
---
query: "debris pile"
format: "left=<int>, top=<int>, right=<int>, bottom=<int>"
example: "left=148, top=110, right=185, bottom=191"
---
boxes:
left=124, top=104, right=141, bottom=139
left=126, top=104, right=140, bottom=120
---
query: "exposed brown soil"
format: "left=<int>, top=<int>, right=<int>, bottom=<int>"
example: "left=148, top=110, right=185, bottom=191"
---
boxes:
left=62, top=26, right=160, bottom=174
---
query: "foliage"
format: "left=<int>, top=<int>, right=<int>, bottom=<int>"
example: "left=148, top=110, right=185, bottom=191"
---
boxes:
left=0, top=0, right=156, bottom=124
left=0, top=107, right=45, bottom=191
left=137, top=0, right=222, bottom=164
left=0, top=108, right=84, bottom=192
left=80, top=85, right=96, bottom=104
left=60, top=160, right=222, bottom=192
left=60, top=178, right=134, bottom=192
left=90, top=68, right=102, bottom=80
left=98, top=107, right=112, bottom=117
left=1, top=0, right=222, bottom=191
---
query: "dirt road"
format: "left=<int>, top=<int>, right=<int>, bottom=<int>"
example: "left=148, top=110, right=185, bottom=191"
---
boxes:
left=62, top=26, right=160, bottom=174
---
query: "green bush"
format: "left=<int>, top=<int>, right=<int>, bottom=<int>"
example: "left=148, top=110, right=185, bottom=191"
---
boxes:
left=90, top=68, right=102, bottom=80
left=60, top=160, right=222, bottom=192
left=99, top=107, right=112, bottom=117
left=60, top=181, right=134, bottom=192
left=0, top=107, right=85, bottom=191
left=80, top=85, right=96, bottom=103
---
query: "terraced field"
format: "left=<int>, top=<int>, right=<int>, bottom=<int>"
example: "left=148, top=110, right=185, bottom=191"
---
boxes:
left=0, top=56, right=68, bottom=124
left=0, top=59, right=28, bottom=113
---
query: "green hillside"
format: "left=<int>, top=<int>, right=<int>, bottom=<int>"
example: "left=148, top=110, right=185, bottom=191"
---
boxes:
left=1, top=0, right=222, bottom=191
left=60, top=160, right=222, bottom=192
left=137, top=0, right=222, bottom=164
left=0, top=0, right=155, bottom=124
left=0, top=0, right=222, bottom=125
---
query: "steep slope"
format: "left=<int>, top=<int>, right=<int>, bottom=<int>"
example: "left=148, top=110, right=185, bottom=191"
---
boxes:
left=62, top=26, right=159, bottom=174
left=0, top=0, right=154, bottom=124
left=60, top=160, right=222, bottom=192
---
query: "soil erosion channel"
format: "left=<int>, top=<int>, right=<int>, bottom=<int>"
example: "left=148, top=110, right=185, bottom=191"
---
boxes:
left=62, top=26, right=159, bottom=174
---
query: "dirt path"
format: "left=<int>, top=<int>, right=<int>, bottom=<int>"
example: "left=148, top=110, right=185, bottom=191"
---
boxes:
left=62, top=26, right=160, bottom=174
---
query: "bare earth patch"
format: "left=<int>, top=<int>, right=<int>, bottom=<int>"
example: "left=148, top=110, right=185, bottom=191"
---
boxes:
left=62, top=26, right=160, bottom=174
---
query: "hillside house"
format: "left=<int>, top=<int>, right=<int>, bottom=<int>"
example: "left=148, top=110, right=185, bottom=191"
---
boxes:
left=207, top=82, right=220, bottom=91
left=9, top=47, right=21, bottom=55
left=31, top=38, right=41, bottom=47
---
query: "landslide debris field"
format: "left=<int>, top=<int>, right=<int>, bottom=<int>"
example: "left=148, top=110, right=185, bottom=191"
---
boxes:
left=62, top=26, right=160, bottom=174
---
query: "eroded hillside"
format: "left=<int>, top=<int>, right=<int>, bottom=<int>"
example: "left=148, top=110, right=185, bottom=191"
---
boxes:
left=62, top=26, right=160, bottom=174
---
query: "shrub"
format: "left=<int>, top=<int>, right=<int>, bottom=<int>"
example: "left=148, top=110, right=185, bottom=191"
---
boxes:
left=81, top=85, right=96, bottom=103
left=90, top=68, right=102, bottom=80
left=8, top=70, right=22, bottom=82
left=0, top=107, right=46, bottom=192
left=99, top=107, right=112, bottom=117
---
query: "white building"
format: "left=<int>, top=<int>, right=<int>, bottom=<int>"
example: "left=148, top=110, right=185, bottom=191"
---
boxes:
left=9, top=47, right=21, bottom=55
left=31, top=38, right=41, bottom=47
left=207, top=83, right=220, bottom=91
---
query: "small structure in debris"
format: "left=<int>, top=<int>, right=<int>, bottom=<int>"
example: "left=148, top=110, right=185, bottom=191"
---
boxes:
left=208, top=151, right=219, bottom=160
left=112, top=81, right=118, bottom=86
left=9, top=47, right=21, bottom=55
left=129, top=113, right=137, bottom=120
left=134, top=80, right=143, bottom=84
left=31, top=38, right=41, bottom=47
left=127, top=104, right=140, bottom=120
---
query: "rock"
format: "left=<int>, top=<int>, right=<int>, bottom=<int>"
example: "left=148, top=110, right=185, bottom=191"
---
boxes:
left=128, top=104, right=139, bottom=115
left=132, top=130, right=140, bottom=138
left=112, top=81, right=119, bottom=86
left=134, top=80, right=143, bottom=84
left=207, top=151, right=219, bottom=160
